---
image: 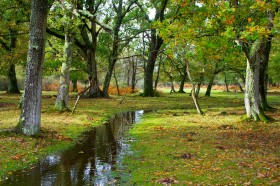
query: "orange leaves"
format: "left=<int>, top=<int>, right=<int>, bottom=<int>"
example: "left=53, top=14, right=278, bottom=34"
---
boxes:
left=108, top=86, right=138, bottom=95
left=11, top=154, right=26, bottom=160
left=248, top=17, right=252, bottom=23
left=225, top=16, right=235, bottom=25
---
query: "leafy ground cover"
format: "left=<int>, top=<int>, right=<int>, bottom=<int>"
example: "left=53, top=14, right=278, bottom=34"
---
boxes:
left=119, top=90, right=280, bottom=185
left=0, top=89, right=279, bottom=185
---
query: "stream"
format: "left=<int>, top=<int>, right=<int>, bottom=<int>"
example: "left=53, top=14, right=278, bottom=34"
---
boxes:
left=2, top=110, right=144, bottom=186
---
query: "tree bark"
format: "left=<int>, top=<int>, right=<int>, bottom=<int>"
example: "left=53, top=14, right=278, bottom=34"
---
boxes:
left=131, top=60, right=137, bottom=93
left=85, top=0, right=103, bottom=98
left=259, top=36, right=272, bottom=110
left=55, top=30, right=73, bottom=111
left=7, top=64, right=20, bottom=94
left=205, top=75, right=215, bottom=97
left=154, top=58, right=162, bottom=92
left=72, top=78, right=78, bottom=92
left=178, top=66, right=187, bottom=93
left=113, top=66, right=120, bottom=95
left=170, top=79, right=176, bottom=94
left=143, top=29, right=163, bottom=97
left=224, top=75, right=230, bottom=92
left=243, top=39, right=269, bottom=121
left=195, top=73, right=203, bottom=97
left=17, top=0, right=49, bottom=135
left=143, top=0, right=167, bottom=97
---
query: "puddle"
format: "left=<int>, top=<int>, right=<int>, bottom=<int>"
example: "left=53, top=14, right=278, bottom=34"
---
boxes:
left=2, top=110, right=144, bottom=185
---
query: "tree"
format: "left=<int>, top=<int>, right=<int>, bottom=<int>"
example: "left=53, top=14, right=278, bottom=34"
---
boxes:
left=141, top=0, right=168, bottom=97
left=17, top=0, right=50, bottom=135
left=161, top=0, right=279, bottom=121
left=54, top=1, right=75, bottom=111
left=0, top=0, right=30, bottom=94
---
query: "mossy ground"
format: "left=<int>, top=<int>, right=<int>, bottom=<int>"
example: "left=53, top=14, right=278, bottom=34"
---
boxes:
left=0, top=89, right=279, bottom=185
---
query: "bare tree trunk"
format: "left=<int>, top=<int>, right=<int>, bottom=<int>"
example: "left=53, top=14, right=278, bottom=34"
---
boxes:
left=186, top=61, right=203, bottom=115
left=17, top=0, right=49, bottom=135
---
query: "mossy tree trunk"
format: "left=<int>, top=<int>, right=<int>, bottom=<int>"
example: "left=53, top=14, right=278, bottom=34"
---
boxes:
left=243, top=38, right=270, bottom=122
left=154, top=58, right=162, bottom=92
left=17, top=0, right=49, bottom=135
left=55, top=30, right=73, bottom=111
left=86, top=0, right=104, bottom=98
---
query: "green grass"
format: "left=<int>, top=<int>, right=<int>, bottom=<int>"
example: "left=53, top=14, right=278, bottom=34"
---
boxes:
left=0, top=89, right=279, bottom=185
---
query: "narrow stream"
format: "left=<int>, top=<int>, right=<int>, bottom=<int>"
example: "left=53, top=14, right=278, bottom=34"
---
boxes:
left=2, top=110, right=144, bottom=186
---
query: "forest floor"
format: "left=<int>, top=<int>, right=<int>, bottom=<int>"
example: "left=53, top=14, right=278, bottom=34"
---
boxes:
left=0, top=88, right=279, bottom=185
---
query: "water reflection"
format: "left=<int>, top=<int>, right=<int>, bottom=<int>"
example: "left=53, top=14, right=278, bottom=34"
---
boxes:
left=2, top=110, right=144, bottom=186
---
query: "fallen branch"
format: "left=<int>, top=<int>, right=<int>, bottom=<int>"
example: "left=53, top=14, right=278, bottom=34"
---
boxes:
left=72, top=86, right=90, bottom=114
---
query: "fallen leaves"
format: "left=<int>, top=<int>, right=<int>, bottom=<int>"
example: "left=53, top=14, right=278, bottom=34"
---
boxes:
left=156, top=177, right=178, bottom=185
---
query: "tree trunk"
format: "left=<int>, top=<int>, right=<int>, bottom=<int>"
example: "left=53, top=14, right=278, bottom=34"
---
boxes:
left=244, top=58, right=267, bottom=121
left=113, top=67, right=120, bottom=95
left=205, top=75, right=215, bottom=97
left=7, top=64, right=20, bottom=94
left=154, top=58, right=162, bottom=92
left=259, top=37, right=272, bottom=110
left=195, top=74, right=203, bottom=97
left=17, top=0, right=49, bottom=135
left=224, top=75, right=229, bottom=92
left=55, top=31, right=73, bottom=111
left=103, top=57, right=117, bottom=98
left=72, top=79, right=78, bottom=92
left=170, top=78, right=176, bottom=94
left=186, top=61, right=203, bottom=115
left=131, top=60, right=137, bottom=93
left=243, top=38, right=270, bottom=121
left=143, top=0, right=167, bottom=96
left=178, top=66, right=187, bottom=93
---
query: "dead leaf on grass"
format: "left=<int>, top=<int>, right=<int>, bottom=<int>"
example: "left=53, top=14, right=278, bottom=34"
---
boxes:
left=156, top=177, right=178, bottom=185
left=180, top=153, right=194, bottom=159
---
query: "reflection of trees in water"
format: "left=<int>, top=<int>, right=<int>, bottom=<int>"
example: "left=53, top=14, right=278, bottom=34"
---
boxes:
left=3, top=111, right=143, bottom=186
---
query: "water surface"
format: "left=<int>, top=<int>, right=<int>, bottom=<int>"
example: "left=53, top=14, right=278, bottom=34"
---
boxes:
left=2, top=110, right=144, bottom=186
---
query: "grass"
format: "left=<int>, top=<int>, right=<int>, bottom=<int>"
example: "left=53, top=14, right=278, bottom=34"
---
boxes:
left=0, top=88, right=279, bottom=185
left=117, top=89, right=280, bottom=185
